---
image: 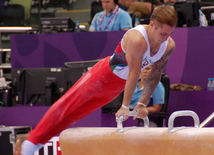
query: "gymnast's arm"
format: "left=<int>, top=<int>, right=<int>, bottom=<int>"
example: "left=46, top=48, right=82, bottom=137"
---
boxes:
left=133, top=37, right=175, bottom=117
left=115, top=30, right=147, bottom=121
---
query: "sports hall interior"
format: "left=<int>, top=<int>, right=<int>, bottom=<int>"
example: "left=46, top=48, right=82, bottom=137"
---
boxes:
left=1, top=0, right=214, bottom=155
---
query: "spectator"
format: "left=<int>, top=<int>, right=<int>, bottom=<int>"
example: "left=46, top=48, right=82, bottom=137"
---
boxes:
left=118, top=0, right=137, bottom=11
left=89, top=0, right=132, bottom=31
left=118, top=0, right=161, bottom=21
left=128, top=1, right=160, bottom=19
left=129, top=64, right=164, bottom=112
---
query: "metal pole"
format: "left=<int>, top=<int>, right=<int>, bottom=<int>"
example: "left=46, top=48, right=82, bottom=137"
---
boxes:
left=200, top=112, right=214, bottom=128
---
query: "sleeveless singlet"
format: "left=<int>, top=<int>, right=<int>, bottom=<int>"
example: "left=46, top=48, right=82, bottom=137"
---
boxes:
left=109, top=25, right=169, bottom=80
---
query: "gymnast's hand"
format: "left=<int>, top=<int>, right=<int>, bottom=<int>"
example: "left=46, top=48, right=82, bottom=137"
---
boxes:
left=115, top=105, right=130, bottom=122
left=133, top=104, right=148, bottom=120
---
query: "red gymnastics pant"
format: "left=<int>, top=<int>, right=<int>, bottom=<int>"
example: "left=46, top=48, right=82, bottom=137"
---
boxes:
left=27, top=56, right=126, bottom=145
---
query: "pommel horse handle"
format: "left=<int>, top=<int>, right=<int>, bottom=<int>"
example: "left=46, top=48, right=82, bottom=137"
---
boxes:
left=117, top=111, right=149, bottom=133
left=168, top=110, right=200, bottom=134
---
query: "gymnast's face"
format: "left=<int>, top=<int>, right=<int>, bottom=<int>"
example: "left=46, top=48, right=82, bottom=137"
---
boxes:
left=150, top=20, right=175, bottom=44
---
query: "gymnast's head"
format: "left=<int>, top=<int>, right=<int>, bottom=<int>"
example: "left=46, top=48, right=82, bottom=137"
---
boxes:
left=150, top=5, right=178, bottom=28
left=148, top=5, right=177, bottom=43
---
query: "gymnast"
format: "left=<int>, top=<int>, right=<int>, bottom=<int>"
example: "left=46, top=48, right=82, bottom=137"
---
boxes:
left=21, top=5, right=178, bottom=155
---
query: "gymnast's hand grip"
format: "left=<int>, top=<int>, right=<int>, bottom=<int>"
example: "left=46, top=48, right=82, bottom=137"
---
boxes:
left=117, top=111, right=149, bottom=133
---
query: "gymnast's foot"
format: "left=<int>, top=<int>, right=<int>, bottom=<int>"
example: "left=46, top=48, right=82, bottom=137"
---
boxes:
left=21, top=140, right=44, bottom=155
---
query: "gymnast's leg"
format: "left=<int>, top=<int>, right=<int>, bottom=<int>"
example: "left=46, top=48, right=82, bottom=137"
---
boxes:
left=21, top=57, right=126, bottom=155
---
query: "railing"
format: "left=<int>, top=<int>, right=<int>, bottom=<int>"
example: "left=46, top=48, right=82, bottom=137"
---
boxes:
left=0, top=26, right=33, bottom=33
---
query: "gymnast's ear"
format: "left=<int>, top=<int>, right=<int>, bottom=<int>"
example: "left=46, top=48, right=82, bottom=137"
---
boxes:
left=149, top=20, right=154, bottom=27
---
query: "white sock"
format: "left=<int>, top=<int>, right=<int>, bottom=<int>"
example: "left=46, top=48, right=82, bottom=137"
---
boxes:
left=21, top=140, right=44, bottom=155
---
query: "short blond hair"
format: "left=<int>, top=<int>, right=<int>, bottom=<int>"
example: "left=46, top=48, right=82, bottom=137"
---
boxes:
left=150, top=5, right=177, bottom=27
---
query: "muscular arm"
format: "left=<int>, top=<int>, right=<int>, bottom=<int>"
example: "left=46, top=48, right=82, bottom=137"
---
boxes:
left=122, top=30, right=147, bottom=107
left=138, top=38, right=175, bottom=106
left=146, top=82, right=165, bottom=113
left=131, top=37, right=175, bottom=119
left=115, top=30, right=147, bottom=119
